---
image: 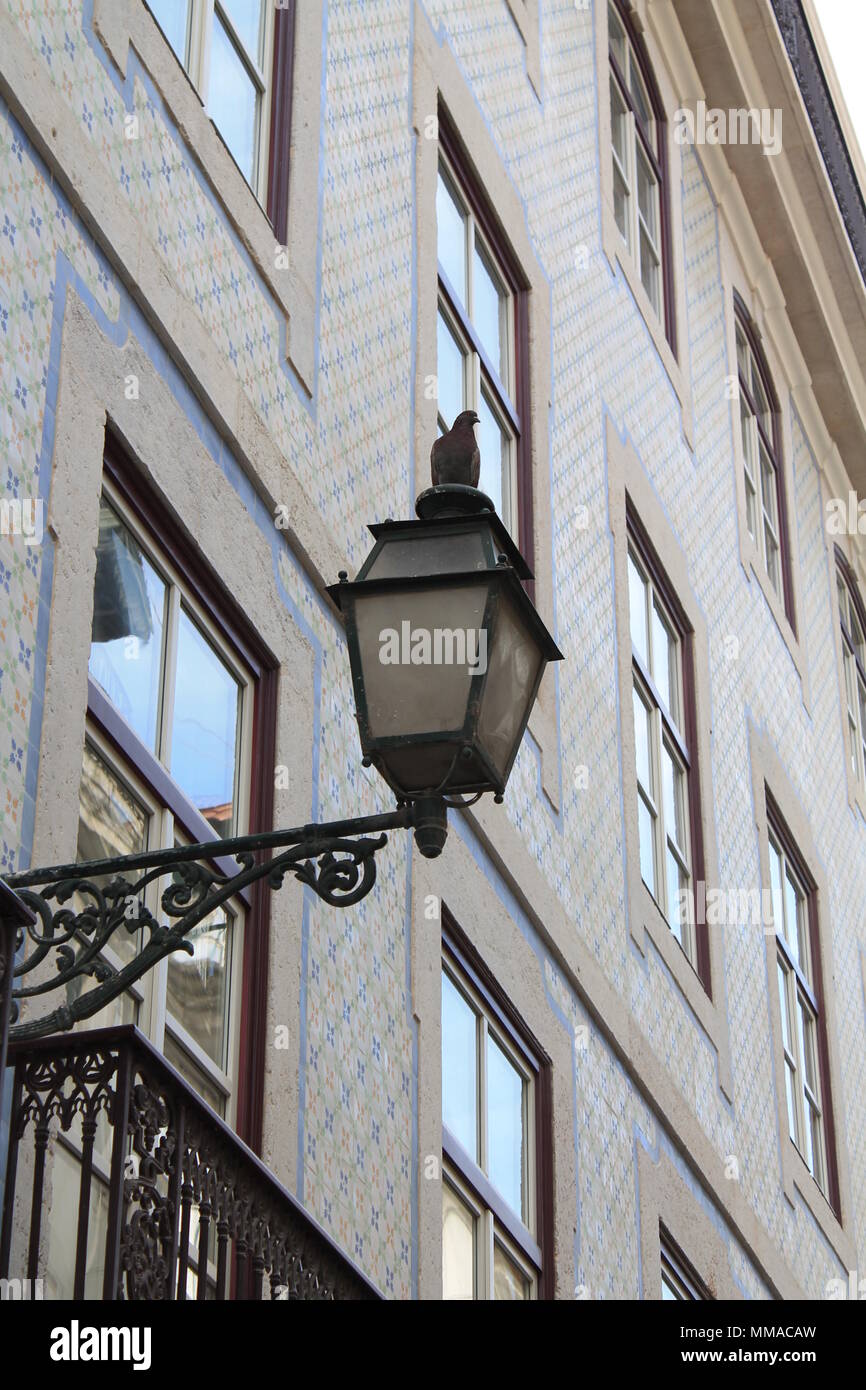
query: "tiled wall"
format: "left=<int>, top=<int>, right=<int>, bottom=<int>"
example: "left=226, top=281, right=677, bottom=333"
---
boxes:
left=1, top=0, right=863, bottom=1298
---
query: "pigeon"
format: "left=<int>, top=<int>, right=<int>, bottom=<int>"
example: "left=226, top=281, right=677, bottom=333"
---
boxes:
left=431, top=410, right=481, bottom=488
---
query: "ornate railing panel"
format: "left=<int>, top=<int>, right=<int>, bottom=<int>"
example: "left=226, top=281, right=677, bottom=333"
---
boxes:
left=0, top=1025, right=380, bottom=1301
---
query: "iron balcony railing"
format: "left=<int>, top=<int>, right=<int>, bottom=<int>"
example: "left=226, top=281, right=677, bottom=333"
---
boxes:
left=0, top=1024, right=380, bottom=1301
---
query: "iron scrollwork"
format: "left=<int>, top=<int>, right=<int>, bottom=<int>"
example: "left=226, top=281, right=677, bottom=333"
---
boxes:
left=5, top=808, right=412, bottom=1043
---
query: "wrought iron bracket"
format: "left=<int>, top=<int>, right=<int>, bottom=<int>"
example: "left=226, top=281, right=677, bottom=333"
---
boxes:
left=3, top=799, right=446, bottom=1043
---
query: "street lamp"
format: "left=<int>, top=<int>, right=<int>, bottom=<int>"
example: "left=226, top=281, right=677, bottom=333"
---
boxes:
left=2, top=485, right=561, bottom=1045
left=328, top=484, right=562, bottom=854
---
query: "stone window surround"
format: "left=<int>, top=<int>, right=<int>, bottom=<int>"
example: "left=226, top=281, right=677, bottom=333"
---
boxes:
left=595, top=0, right=695, bottom=449
left=747, top=722, right=856, bottom=1270
left=720, top=239, right=809, bottom=693
left=413, top=1, right=560, bottom=810
left=637, top=1141, right=742, bottom=1300
left=90, top=0, right=321, bottom=395
left=607, top=414, right=733, bottom=1102
left=412, top=835, right=575, bottom=1301
left=33, top=288, right=313, bottom=1190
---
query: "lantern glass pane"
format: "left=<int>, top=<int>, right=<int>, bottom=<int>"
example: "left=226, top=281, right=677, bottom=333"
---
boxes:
left=477, top=592, right=542, bottom=776
left=352, top=583, right=490, bottom=739
left=364, top=530, right=487, bottom=581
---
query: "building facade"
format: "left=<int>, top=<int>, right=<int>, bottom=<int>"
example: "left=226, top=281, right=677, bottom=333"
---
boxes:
left=1, top=0, right=865, bottom=1300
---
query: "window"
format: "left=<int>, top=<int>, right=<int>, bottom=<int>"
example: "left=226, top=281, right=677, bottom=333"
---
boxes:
left=436, top=112, right=531, bottom=550
left=660, top=1234, right=707, bottom=1301
left=75, top=445, right=276, bottom=1136
left=607, top=0, right=672, bottom=343
left=767, top=808, right=835, bottom=1202
left=626, top=517, right=704, bottom=977
left=147, top=0, right=295, bottom=238
left=441, top=933, right=548, bottom=1299
left=734, top=297, right=794, bottom=625
left=835, top=551, right=866, bottom=792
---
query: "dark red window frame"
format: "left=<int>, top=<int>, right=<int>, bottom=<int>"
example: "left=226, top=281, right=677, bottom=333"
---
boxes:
left=835, top=545, right=866, bottom=699
left=627, top=502, right=710, bottom=993
left=437, top=105, right=536, bottom=596
left=94, top=434, right=279, bottom=1155
left=608, top=0, right=676, bottom=353
left=733, top=291, right=796, bottom=632
left=266, top=1, right=297, bottom=246
left=765, top=793, right=841, bottom=1217
left=441, top=907, right=554, bottom=1299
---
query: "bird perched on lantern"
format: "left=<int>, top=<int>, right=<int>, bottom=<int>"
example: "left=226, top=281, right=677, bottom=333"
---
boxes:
left=430, top=409, right=481, bottom=488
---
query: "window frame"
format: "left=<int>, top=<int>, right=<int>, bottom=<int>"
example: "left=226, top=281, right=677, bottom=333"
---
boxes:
left=834, top=547, right=866, bottom=795
left=441, top=918, right=553, bottom=1299
left=766, top=796, right=840, bottom=1215
left=146, top=0, right=296, bottom=243
left=437, top=108, right=535, bottom=585
left=627, top=506, right=709, bottom=987
left=85, top=438, right=279, bottom=1151
left=660, top=1230, right=710, bottom=1301
left=607, top=0, right=676, bottom=351
left=733, top=293, right=796, bottom=630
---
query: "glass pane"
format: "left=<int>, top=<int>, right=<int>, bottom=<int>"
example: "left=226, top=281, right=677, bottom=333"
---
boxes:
left=769, top=841, right=784, bottom=935
left=809, top=1104, right=825, bottom=1190
left=610, top=77, right=629, bottom=168
left=613, top=163, right=629, bottom=244
left=799, top=1000, right=819, bottom=1094
left=661, top=744, right=687, bottom=854
left=220, top=0, right=263, bottom=61
left=163, top=1031, right=227, bottom=1117
left=89, top=500, right=167, bottom=752
left=751, top=363, right=771, bottom=435
left=638, top=792, right=656, bottom=895
left=478, top=388, right=507, bottom=520
left=652, top=600, right=676, bottom=721
left=639, top=224, right=660, bottom=314
left=630, top=62, right=652, bottom=134
left=783, top=868, right=801, bottom=970
left=493, top=1243, right=530, bottom=1300
left=735, top=324, right=749, bottom=379
left=666, top=847, right=685, bottom=948
left=170, top=608, right=241, bottom=836
left=473, top=242, right=505, bottom=381
left=632, top=684, right=652, bottom=790
left=784, top=1059, right=798, bottom=1145
left=149, top=0, right=190, bottom=64
left=209, top=13, right=259, bottom=186
left=764, top=523, right=780, bottom=594
left=759, top=446, right=778, bottom=528
left=442, top=1184, right=475, bottom=1300
left=777, top=959, right=792, bottom=1051
left=436, top=308, right=466, bottom=430
left=486, top=1035, right=524, bottom=1219
left=437, top=168, right=467, bottom=304
left=740, top=397, right=756, bottom=479
left=636, top=145, right=657, bottom=241
left=166, top=898, right=233, bottom=1067
left=76, top=743, right=149, bottom=967
left=627, top=551, right=648, bottom=664
left=608, top=1, right=626, bottom=67
left=442, top=972, right=478, bottom=1160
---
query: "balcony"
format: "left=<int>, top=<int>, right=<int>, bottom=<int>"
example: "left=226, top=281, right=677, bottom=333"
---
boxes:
left=0, top=1025, right=380, bottom=1301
